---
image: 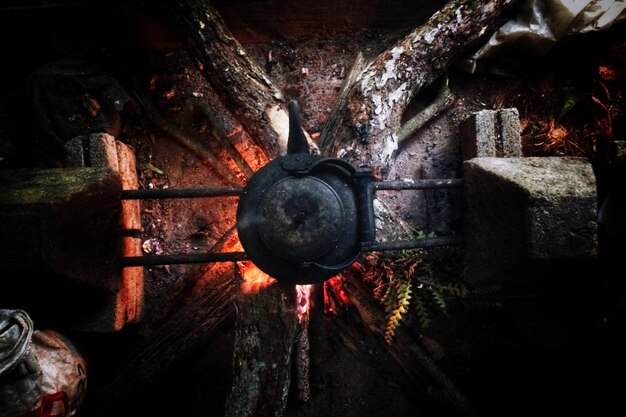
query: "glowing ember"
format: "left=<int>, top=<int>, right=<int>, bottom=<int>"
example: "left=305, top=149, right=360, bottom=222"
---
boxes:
left=225, top=125, right=270, bottom=172
left=238, top=261, right=276, bottom=294
left=296, top=284, right=313, bottom=320
left=323, top=275, right=350, bottom=315
left=162, top=87, right=176, bottom=100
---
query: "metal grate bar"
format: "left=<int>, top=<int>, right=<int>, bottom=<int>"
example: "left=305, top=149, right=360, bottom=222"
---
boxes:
left=121, top=188, right=242, bottom=200
left=372, top=178, right=462, bottom=191
left=120, top=252, right=248, bottom=267
left=363, top=235, right=463, bottom=251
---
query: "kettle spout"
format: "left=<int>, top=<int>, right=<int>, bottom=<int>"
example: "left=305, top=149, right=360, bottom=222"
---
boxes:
left=287, top=100, right=309, bottom=154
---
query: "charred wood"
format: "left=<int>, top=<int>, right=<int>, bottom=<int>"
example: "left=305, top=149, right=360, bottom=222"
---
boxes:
left=154, top=5, right=313, bottom=416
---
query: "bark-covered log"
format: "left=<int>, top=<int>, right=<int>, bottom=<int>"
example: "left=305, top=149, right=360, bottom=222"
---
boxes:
left=319, top=0, right=523, bottom=173
left=225, top=268, right=298, bottom=417
left=158, top=0, right=291, bottom=158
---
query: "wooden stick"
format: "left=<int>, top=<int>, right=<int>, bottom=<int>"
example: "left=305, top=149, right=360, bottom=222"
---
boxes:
left=319, top=52, right=368, bottom=152
left=397, top=77, right=454, bottom=145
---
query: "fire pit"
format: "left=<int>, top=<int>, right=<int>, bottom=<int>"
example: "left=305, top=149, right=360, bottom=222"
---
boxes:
left=119, top=101, right=462, bottom=284
left=1, top=2, right=623, bottom=417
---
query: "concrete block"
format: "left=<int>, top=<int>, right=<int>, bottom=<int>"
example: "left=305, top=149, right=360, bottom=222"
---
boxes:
left=119, top=236, right=144, bottom=325
left=463, top=157, right=597, bottom=284
left=0, top=167, right=122, bottom=293
left=66, top=133, right=141, bottom=233
left=1, top=135, right=143, bottom=332
left=116, top=141, right=142, bottom=233
left=69, top=237, right=144, bottom=332
left=61, top=134, right=144, bottom=331
left=65, top=133, right=119, bottom=171
left=460, top=108, right=522, bottom=160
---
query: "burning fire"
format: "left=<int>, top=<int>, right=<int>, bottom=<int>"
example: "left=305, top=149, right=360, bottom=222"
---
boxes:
left=296, top=284, right=313, bottom=321
left=237, top=262, right=314, bottom=320
left=238, top=260, right=351, bottom=320
left=238, top=261, right=276, bottom=294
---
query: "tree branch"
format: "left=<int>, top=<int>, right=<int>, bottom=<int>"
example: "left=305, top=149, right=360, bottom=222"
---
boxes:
left=397, top=77, right=454, bottom=145
left=320, top=0, right=523, bottom=173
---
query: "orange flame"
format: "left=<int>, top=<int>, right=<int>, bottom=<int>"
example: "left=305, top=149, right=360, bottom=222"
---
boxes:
left=296, top=284, right=313, bottom=321
left=238, top=261, right=276, bottom=294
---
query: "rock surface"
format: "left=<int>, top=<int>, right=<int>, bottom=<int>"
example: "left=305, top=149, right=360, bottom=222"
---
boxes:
left=463, top=157, right=597, bottom=284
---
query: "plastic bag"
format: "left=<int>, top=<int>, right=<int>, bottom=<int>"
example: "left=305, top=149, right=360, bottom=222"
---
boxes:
left=463, top=0, right=626, bottom=72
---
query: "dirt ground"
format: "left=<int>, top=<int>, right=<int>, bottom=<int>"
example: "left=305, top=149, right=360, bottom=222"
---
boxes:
left=1, top=2, right=625, bottom=417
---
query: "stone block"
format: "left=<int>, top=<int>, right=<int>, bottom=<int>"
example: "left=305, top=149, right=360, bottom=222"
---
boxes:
left=460, top=108, right=522, bottom=160
left=0, top=167, right=122, bottom=293
left=69, top=237, right=144, bottom=332
left=66, top=133, right=142, bottom=233
left=463, top=157, right=597, bottom=284
left=65, top=133, right=119, bottom=171
left=61, top=133, right=144, bottom=331
left=116, top=142, right=142, bottom=233
left=119, top=236, right=144, bottom=325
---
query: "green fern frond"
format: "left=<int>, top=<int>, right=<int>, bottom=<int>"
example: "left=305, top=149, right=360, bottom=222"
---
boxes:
left=413, top=292, right=432, bottom=329
left=443, top=283, right=468, bottom=298
left=416, top=279, right=468, bottom=299
left=432, top=290, right=447, bottom=310
left=366, top=247, right=461, bottom=343
left=396, top=280, right=412, bottom=309
left=381, top=284, right=395, bottom=311
left=384, top=280, right=412, bottom=343
left=466, top=284, right=503, bottom=307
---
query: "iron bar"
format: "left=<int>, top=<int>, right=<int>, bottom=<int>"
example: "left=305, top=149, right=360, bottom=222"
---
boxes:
left=363, top=235, right=463, bottom=251
left=372, top=178, right=462, bottom=191
left=121, top=187, right=242, bottom=200
left=120, top=252, right=248, bottom=267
